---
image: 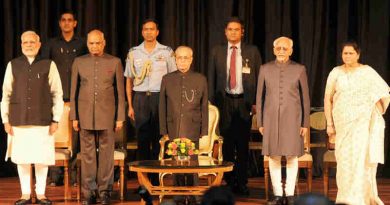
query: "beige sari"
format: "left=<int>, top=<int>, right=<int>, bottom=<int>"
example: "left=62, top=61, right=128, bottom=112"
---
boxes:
left=325, top=65, right=389, bottom=205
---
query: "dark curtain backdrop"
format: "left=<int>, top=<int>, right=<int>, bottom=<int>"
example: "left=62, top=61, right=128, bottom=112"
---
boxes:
left=1, top=0, right=390, bottom=177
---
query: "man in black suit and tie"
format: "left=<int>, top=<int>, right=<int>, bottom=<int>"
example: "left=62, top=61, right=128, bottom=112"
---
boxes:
left=208, top=17, right=262, bottom=195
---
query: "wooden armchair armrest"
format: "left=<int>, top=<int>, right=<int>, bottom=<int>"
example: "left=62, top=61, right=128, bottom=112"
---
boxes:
left=159, top=134, right=170, bottom=160
left=217, top=136, right=223, bottom=161
left=327, top=142, right=335, bottom=150
left=326, top=134, right=335, bottom=150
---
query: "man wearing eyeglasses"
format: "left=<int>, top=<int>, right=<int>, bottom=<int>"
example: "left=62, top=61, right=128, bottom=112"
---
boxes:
left=159, top=46, right=208, bottom=205
left=159, top=46, right=208, bottom=143
left=256, top=36, right=310, bottom=205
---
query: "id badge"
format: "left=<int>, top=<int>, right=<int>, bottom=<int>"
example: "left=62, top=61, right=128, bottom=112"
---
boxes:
left=242, top=58, right=251, bottom=74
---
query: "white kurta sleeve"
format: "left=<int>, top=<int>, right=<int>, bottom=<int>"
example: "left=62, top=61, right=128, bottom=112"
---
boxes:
left=48, top=61, right=64, bottom=122
left=1, top=62, right=14, bottom=124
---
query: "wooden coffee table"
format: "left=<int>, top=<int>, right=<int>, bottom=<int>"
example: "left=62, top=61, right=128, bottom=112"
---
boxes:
left=129, top=157, right=233, bottom=203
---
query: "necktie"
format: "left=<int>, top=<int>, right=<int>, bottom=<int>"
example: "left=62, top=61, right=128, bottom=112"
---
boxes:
left=230, top=46, right=237, bottom=90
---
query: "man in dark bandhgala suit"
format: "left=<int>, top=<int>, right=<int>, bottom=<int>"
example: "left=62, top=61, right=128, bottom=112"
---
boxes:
left=208, top=17, right=262, bottom=196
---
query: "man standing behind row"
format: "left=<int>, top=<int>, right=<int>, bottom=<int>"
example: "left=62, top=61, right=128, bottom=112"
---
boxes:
left=41, top=11, right=87, bottom=187
left=124, top=19, right=176, bottom=184
left=41, top=11, right=87, bottom=101
left=208, top=17, right=262, bottom=195
left=70, top=29, right=125, bottom=205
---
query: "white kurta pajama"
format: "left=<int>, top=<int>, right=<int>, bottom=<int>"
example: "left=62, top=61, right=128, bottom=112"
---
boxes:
left=256, top=60, right=310, bottom=197
left=1, top=57, right=63, bottom=195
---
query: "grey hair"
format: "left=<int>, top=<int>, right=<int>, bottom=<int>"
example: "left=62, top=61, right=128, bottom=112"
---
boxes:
left=175, top=46, right=193, bottom=56
left=273, top=36, right=293, bottom=48
left=21, top=31, right=40, bottom=42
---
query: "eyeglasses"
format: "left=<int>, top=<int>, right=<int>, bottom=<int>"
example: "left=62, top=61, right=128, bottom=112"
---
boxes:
left=274, top=46, right=290, bottom=52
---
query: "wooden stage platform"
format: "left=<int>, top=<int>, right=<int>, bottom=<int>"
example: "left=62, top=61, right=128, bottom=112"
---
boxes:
left=1, top=177, right=390, bottom=204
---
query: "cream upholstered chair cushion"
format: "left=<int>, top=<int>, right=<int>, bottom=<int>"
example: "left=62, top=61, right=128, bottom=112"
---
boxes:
left=323, top=150, right=335, bottom=162
left=114, top=150, right=126, bottom=160
left=55, top=149, right=71, bottom=160
left=198, top=103, right=221, bottom=158
left=298, top=153, right=313, bottom=161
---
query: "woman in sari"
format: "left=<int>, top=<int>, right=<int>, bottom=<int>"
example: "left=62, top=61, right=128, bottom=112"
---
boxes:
left=324, top=41, right=390, bottom=205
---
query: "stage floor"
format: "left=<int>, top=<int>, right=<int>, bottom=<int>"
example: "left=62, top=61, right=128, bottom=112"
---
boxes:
left=1, top=177, right=390, bottom=204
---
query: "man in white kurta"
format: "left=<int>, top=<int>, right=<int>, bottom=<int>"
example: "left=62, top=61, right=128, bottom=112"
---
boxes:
left=1, top=31, right=63, bottom=205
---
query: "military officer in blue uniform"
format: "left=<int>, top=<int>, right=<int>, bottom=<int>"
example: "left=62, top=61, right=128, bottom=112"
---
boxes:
left=124, top=19, right=176, bottom=181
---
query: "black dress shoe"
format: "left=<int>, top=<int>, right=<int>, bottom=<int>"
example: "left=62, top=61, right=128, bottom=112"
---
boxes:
left=174, top=195, right=186, bottom=205
left=286, top=196, right=296, bottom=205
left=234, top=185, right=250, bottom=196
left=267, top=196, right=284, bottom=205
left=36, top=198, right=52, bottom=205
left=175, top=200, right=186, bottom=205
left=100, top=191, right=111, bottom=205
left=82, top=194, right=97, bottom=205
left=14, top=198, right=32, bottom=205
left=188, top=196, right=201, bottom=205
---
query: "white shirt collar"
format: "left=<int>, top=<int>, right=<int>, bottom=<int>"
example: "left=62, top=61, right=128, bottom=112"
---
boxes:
left=228, top=41, right=241, bottom=50
left=27, top=56, right=35, bottom=64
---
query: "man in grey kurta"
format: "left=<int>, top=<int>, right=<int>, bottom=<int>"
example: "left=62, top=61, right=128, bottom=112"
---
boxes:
left=256, top=37, right=310, bottom=205
left=70, top=30, right=125, bottom=205
left=159, top=46, right=208, bottom=205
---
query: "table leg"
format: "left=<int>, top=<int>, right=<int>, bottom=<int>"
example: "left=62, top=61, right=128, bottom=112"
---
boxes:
left=211, top=172, right=224, bottom=186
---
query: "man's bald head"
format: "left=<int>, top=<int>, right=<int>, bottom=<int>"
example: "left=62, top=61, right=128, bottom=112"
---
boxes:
left=175, top=46, right=193, bottom=73
left=175, top=46, right=193, bottom=57
left=88, top=29, right=104, bottom=39
left=87, top=29, right=106, bottom=56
